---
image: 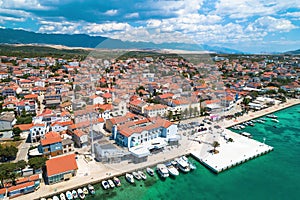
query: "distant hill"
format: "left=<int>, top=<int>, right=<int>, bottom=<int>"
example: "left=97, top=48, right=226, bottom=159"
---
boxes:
left=0, top=28, right=244, bottom=54
left=284, top=49, right=300, bottom=55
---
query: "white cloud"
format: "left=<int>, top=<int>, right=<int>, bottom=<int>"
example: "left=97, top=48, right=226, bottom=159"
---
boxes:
left=104, top=9, right=118, bottom=16
left=214, top=0, right=300, bottom=18
left=282, top=12, right=300, bottom=18
left=247, top=16, right=297, bottom=32
left=0, top=0, right=51, bottom=10
left=125, top=12, right=139, bottom=19
left=0, top=16, right=25, bottom=23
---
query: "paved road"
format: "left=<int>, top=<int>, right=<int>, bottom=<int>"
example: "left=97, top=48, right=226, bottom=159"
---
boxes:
left=15, top=140, right=31, bottom=162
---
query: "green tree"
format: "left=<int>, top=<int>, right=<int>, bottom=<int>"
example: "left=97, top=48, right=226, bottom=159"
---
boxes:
left=28, top=157, right=47, bottom=170
left=167, top=111, right=173, bottom=121
left=212, top=141, right=220, bottom=153
left=12, top=127, right=22, bottom=137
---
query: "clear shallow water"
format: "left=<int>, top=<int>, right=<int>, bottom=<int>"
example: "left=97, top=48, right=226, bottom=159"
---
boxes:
left=86, top=105, right=300, bottom=200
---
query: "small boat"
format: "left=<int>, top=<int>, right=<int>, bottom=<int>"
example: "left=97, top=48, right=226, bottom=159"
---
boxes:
left=272, top=119, right=279, bottom=123
left=157, top=164, right=169, bottom=178
left=166, top=164, right=179, bottom=176
left=82, top=187, right=89, bottom=195
left=102, top=180, right=110, bottom=190
left=77, top=188, right=85, bottom=199
left=266, top=114, right=277, bottom=119
left=66, top=191, right=73, bottom=200
left=256, top=119, right=265, bottom=123
left=125, top=173, right=135, bottom=184
left=60, top=193, right=66, bottom=200
left=171, top=160, right=178, bottom=167
left=138, top=171, right=147, bottom=180
left=189, top=162, right=197, bottom=170
left=132, top=171, right=141, bottom=180
left=113, top=177, right=121, bottom=187
left=146, top=167, right=154, bottom=176
left=175, top=157, right=190, bottom=173
left=240, top=132, right=252, bottom=138
left=108, top=179, right=115, bottom=188
left=71, top=190, right=78, bottom=199
left=248, top=122, right=255, bottom=126
left=88, top=184, right=95, bottom=195
left=40, top=198, right=47, bottom=200
left=52, top=196, right=59, bottom=200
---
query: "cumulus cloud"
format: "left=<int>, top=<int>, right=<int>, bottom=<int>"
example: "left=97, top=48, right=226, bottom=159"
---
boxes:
left=125, top=12, right=139, bottom=19
left=247, top=16, right=297, bottom=32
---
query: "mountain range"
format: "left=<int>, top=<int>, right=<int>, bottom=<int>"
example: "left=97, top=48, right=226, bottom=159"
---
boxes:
left=0, top=28, right=244, bottom=54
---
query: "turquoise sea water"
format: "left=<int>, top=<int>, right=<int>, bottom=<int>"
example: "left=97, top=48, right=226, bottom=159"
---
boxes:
left=86, top=105, right=300, bottom=200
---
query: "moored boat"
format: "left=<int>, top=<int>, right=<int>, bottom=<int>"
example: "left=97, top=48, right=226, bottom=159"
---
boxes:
left=266, top=114, right=277, bottom=119
left=125, top=173, right=135, bottom=184
left=240, top=132, right=252, bottom=138
left=71, top=190, right=78, bottom=199
left=108, top=179, right=115, bottom=188
left=146, top=167, right=154, bottom=176
left=272, top=119, right=279, bottom=123
left=60, top=193, right=66, bottom=200
left=157, top=164, right=169, bottom=178
left=87, top=184, right=95, bottom=195
left=132, top=171, right=141, bottom=180
left=166, top=164, right=179, bottom=176
left=113, top=177, right=121, bottom=187
left=65, top=191, right=73, bottom=200
left=82, top=187, right=89, bottom=195
left=77, top=188, right=85, bottom=199
left=52, top=196, right=59, bottom=200
left=101, top=180, right=110, bottom=190
left=175, top=157, right=190, bottom=173
left=138, top=171, right=147, bottom=180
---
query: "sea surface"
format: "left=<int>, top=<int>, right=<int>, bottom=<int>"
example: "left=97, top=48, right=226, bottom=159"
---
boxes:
left=86, top=105, right=300, bottom=200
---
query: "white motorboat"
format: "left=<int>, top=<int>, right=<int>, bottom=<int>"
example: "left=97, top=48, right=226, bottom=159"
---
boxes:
left=272, top=119, right=279, bottom=123
left=60, top=193, right=66, bottom=200
left=82, top=187, right=89, bottom=195
left=113, top=177, right=121, bottom=187
left=138, top=171, right=147, bottom=180
left=146, top=167, right=154, bottom=176
left=88, top=184, right=95, bottom=195
left=240, top=132, right=252, bottom=138
left=65, top=191, right=73, bottom=200
left=175, top=157, right=190, bottom=173
left=157, top=164, right=169, bottom=178
left=77, top=188, right=85, bottom=199
left=132, top=171, right=141, bottom=180
left=266, top=114, right=277, bottom=119
left=189, top=162, right=197, bottom=170
left=72, top=190, right=78, bottom=199
left=101, top=180, right=110, bottom=189
left=125, top=173, right=135, bottom=184
left=108, top=179, right=115, bottom=188
left=167, top=164, right=179, bottom=176
left=52, top=196, right=59, bottom=200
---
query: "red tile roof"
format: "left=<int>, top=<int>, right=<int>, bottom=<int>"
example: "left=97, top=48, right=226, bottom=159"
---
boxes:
left=46, top=154, right=78, bottom=176
left=40, top=131, right=61, bottom=146
left=8, top=181, right=34, bottom=192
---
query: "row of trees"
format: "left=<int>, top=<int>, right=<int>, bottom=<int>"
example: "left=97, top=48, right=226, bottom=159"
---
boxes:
left=0, top=157, right=47, bottom=187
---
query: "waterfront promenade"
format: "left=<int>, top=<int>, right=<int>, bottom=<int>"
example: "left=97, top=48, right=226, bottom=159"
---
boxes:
left=16, top=98, right=300, bottom=200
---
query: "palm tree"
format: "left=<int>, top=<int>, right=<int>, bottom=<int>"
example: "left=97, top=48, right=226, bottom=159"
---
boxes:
left=212, top=141, right=220, bottom=153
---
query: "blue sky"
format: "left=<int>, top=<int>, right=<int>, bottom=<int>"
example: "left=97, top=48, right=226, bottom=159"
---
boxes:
left=0, top=0, right=299, bottom=53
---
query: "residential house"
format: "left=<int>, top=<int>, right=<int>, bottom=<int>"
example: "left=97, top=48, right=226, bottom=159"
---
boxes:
left=29, top=123, right=47, bottom=143
left=62, top=138, right=74, bottom=154
left=129, top=99, right=148, bottom=115
left=143, top=104, right=168, bottom=118
left=45, top=154, right=78, bottom=185
left=72, top=129, right=88, bottom=148
left=38, top=132, right=63, bottom=158
left=0, top=112, right=16, bottom=131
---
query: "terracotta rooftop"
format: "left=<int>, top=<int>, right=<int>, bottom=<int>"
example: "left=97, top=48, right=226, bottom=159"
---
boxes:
left=40, top=131, right=61, bottom=146
left=46, top=154, right=78, bottom=176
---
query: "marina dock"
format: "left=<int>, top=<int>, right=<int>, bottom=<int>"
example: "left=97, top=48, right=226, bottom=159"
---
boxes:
left=190, top=129, right=274, bottom=173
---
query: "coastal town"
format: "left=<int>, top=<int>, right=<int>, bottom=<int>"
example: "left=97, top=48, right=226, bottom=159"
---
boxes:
left=0, top=50, right=299, bottom=200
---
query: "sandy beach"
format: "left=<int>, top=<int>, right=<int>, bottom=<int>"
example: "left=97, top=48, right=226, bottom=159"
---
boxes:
left=15, top=98, right=300, bottom=200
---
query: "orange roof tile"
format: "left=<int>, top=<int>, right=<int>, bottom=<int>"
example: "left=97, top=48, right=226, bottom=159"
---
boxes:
left=40, top=132, right=61, bottom=146
left=14, top=123, right=33, bottom=131
left=24, top=94, right=38, bottom=99
left=8, top=181, right=34, bottom=192
left=46, top=154, right=78, bottom=176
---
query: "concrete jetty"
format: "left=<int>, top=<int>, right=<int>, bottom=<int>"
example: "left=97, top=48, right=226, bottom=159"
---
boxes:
left=190, top=129, right=274, bottom=173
